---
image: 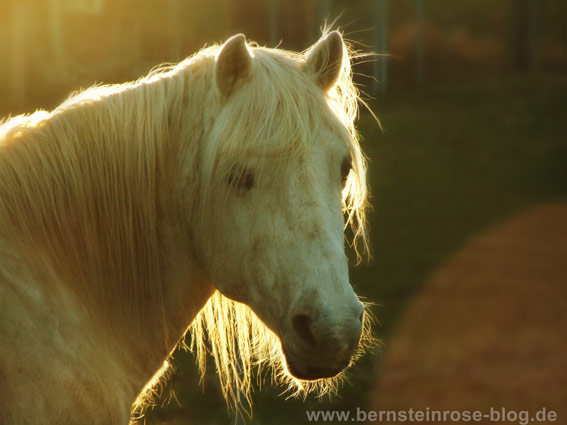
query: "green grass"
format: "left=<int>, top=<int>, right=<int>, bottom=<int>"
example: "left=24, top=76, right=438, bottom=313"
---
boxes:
left=144, top=74, right=567, bottom=424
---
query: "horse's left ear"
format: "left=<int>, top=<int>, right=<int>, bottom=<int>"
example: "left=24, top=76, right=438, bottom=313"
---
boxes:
left=303, top=31, right=345, bottom=92
left=215, top=34, right=253, bottom=97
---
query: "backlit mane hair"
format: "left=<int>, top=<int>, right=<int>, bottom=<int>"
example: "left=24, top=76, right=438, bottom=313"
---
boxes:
left=0, top=32, right=372, bottom=417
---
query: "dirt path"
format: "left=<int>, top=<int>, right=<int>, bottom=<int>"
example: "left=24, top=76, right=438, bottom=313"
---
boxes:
left=370, top=204, right=567, bottom=424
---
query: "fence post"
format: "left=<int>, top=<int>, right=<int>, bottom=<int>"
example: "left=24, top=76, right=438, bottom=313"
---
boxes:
left=372, top=0, right=389, bottom=94
left=48, top=0, right=66, bottom=78
left=317, top=0, right=331, bottom=29
left=11, top=2, right=27, bottom=108
left=168, top=0, right=181, bottom=60
left=415, top=0, right=424, bottom=86
left=269, top=0, right=279, bottom=46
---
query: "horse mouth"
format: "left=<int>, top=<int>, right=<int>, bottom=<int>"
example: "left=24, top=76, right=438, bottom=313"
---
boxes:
left=282, top=343, right=350, bottom=380
left=286, top=361, right=345, bottom=380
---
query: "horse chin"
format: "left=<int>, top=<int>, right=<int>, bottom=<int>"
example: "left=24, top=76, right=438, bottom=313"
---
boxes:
left=281, top=344, right=349, bottom=381
left=215, top=284, right=250, bottom=305
left=285, top=360, right=344, bottom=381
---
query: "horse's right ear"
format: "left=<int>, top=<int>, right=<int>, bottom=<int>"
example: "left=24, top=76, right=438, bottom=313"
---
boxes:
left=215, top=34, right=253, bottom=97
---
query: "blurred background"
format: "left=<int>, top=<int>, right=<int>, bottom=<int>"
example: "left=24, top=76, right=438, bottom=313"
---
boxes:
left=1, top=1, right=565, bottom=424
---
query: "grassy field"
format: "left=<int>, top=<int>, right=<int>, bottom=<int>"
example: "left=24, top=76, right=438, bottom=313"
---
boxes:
left=145, top=74, right=567, bottom=424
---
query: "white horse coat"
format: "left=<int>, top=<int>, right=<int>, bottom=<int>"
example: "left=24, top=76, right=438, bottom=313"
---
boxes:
left=0, top=32, right=371, bottom=424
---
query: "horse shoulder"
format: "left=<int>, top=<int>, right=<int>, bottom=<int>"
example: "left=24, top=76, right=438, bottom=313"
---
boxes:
left=0, top=249, right=135, bottom=424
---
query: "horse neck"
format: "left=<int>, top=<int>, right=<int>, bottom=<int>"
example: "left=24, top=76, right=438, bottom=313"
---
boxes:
left=0, top=68, right=215, bottom=384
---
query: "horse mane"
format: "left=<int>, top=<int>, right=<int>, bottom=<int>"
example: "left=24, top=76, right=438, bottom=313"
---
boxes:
left=0, top=59, right=195, bottom=359
left=0, top=32, right=372, bottom=416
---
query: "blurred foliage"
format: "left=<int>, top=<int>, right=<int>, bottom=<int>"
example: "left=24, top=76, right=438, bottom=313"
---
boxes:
left=1, top=0, right=565, bottom=114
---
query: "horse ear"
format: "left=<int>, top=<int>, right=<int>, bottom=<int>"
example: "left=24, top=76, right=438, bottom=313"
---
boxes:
left=303, top=31, right=345, bottom=92
left=215, top=34, right=253, bottom=97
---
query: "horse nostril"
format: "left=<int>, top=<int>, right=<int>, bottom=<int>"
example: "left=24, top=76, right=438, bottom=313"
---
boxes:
left=292, top=314, right=317, bottom=348
left=359, top=311, right=364, bottom=323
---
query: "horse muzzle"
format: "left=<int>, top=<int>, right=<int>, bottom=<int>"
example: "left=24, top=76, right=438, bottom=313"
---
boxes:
left=281, top=304, right=364, bottom=380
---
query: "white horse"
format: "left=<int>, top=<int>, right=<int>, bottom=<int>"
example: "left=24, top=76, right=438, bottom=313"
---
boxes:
left=0, top=32, right=372, bottom=424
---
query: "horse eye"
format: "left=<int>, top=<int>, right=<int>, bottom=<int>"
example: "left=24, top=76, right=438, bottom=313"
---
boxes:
left=228, top=167, right=255, bottom=192
left=341, top=156, right=352, bottom=186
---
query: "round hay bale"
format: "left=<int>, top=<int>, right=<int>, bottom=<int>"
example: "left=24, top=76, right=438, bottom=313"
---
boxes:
left=371, top=204, right=567, bottom=424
